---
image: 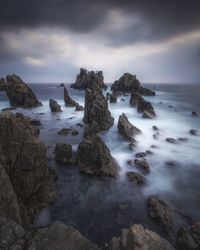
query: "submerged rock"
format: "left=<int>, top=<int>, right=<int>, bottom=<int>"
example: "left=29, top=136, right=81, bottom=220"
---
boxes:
left=152, top=125, right=159, bottom=131
left=190, top=129, right=198, bottom=136
left=130, top=93, right=156, bottom=118
left=135, top=152, right=147, bottom=158
left=75, top=103, right=84, bottom=111
left=192, top=111, right=198, bottom=117
left=0, top=111, right=55, bottom=225
left=134, top=159, right=150, bottom=174
left=55, top=143, right=73, bottom=165
left=83, top=88, right=114, bottom=136
left=165, top=138, right=179, bottom=144
left=71, top=67, right=106, bottom=90
left=30, top=119, right=41, bottom=126
left=147, top=196, right=173, bottom=231
left=0, top=77, right=6, bottom=91
left=6, top=74, right=41, bottom=108
left=127, top=171, right=145, bottom=185
left=77, top=136, right=118, bottom=177
left=49, top=99, right=62, bottom=112
left=117, top=113, right=141, bottom=143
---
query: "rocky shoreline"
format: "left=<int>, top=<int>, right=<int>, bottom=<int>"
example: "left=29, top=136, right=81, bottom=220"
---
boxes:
left=0, top=69, right=199, bottom=249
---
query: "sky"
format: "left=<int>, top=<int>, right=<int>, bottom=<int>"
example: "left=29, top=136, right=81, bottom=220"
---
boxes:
left=0, top=0, right=200, bottom=83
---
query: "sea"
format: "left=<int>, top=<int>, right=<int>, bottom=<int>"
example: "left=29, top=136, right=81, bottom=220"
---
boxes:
left=0, top=83, right=200, bottom=247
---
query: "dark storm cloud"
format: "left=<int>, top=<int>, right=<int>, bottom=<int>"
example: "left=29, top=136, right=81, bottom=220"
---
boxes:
left=0, top=0, right=200, bottom=44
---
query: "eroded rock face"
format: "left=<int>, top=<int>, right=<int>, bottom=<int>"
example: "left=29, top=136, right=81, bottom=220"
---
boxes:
left=130, top=93, right=156, bottom=118
left=71, top=68, right=106, bottom=90
left=0, top=111, right=55, bottom=225
left=6, top=74, right=41, bottom=108
left=109, top=224, right=175, bottom=250
left=64, top=86, right=78, bottom=107
left=147, top=196, right=173, bottom=231
left=77, top=136, right=118, bottom=177
left=176, top=222, right=200, bottom=250
left=49, top=99, right=62, bottom=112
left=0, top=77, right=6, bottom=91
left=117, top=113, right=141, bottom=143
left=55, top=143, right=73, bottom=165
left=83, top=88, right=114, bottom=136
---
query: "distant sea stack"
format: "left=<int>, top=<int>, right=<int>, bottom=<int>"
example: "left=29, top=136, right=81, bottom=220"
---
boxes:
left=6, top=74, right=42, bottom=108
left=111, top=73, right=155, bottom=96
left=71, top=68, right=107, bottom=90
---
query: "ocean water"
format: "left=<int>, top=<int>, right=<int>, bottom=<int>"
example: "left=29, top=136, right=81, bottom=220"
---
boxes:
left=0, top=83, right=200, bottom=246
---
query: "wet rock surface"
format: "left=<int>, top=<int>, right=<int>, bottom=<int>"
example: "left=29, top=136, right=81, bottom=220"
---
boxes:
left=134, top=159, right=150, bottom=174
left=71, top=68, right=106, bottom=90
left=126, top=171, right=145, bottom=185
left=55, top=143, right=73, bottom=165
left=6, top=74, right=41, bottom=108
left=77, top=136, right=119, bottom=177
left=49, top=99, right=62, bottom=112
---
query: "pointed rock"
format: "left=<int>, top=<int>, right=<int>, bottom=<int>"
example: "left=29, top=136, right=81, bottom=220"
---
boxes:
left=49, top=99, right=62, bottom=112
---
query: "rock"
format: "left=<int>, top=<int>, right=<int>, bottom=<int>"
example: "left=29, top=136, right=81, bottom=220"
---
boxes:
left=138, top=86, right=156, bottom=96
left=57, top=128, right=71, bottom=135
left=77, top=136, right=118, bottom=177
left=0, top=217, right=28, bottom=250
left=168, top=105, right=174, bottom=108
left=110, top=93, right=117, bottom=103
left=176, top=222, right=200, bottom=250
left=71, top=68, right=106, bottom=90
left=30, top=119, right=41, bottom=126
left=146, top=150, right=153, bottom=155
left=117, top=113, right=141, bottom=143
left=0, top=77, right=6, bottom=91
left=106, top=92, right=111, bottom=101
left=192, top=111, right=198, bottom=117
left=75, top=103, right=84, bottom=111
left=1, top=107, right=15, bottom=111
left=60, top=83, right=65, bottom=87
left=76, top=123, right=84, bottom=128
left=165, top=138, right=179, bottom=144
left=152, top=125, right=159, bottom=131
left=28, top=222, right=100, bottom=250
left=190, top=129, right=198, bottom=136
left=147, top=196, right=173, bottom=230
left=126, top=171, right=145, bottom=185
left=130, top=93, right=156, bottom=118
left=55, top=143, right=73, bottom=165
left=49, top=99, right=62, bottom=112
left=83, top=88, right=114, bottom=136
left=135, top=152, right=147, bottom=158
left=111, top=73, right=140, bottom=92
left=64, top=86, right=78, bottom=107
left=134, top=159, right=150, bottom=174
left=6, top=74, right=41, bottom=108
left=71, top=129, right=79, bottom=136
left=0, top=111, right=55, bottom=225
left=121, top=98, right=126, bottom=102
left=178, top=137, right=188, bottom=142
left=153, top=132, right=160, bottom=139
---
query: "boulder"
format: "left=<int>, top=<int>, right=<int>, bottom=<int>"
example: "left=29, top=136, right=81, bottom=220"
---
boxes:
left=152, top=125, right=159, bottom=131
left=130, top=93, right=156, bottom=118
left=0, top=77, right=6, bottom=91
left=165, top=138, right=179, bottom=144
left=55, top=143, right=73, bottom=165
left=109, top=224, right=175, bottom=250
left=64, top=86, right=78, bottom=107
left=28, top=222, right=100, bottom=250
left=77, top=136, right=119, bottom=177
left=117, top=113, right=141, bottom=143
left=30, top=119, right=41, bottom=126
left=49, top=99, right=62, bottom=112
left=57, top=128, right=71, bottom=136
left=127, top=171, right=145, bottom=185
left=134, top=159, right=150, bottom=174
left=71, top=68, right=106, bottom=90
left=135, top=152, right=147, bottom=158
left=111, top=73, right=140, bottom=92
left=6, top=74, right=41, bottom=108
left=190, top=129, right=198, bottom=136
left=0, top=111, right=55, bottom=225
left=176, top=222, right=200, bottom=250
left=75, top=103, right=84, bottom=111
left=147, top=196, right=173, bottom=231
left=83, top=88, right=114, bottom=136
left=110, top=92, right=117, bottom=103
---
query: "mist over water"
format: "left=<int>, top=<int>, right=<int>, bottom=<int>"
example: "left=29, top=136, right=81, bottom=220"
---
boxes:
left=0, top=83, right=200, bottom=246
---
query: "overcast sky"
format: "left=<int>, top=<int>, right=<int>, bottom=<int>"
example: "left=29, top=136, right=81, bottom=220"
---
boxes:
left=0, top=0, right=200, bottom=83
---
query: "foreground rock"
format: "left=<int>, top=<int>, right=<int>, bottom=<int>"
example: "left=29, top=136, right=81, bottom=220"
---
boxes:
left=109, top=224, right=175, bottom=250
left=71, top=67, right=106, bottom=90
left=0, top=111, right=55, bottom=225
left=84, top=88, right=114, bottom=136
left=176, top=222, right=200, bottom=250
left=49, top=99, right=62, bottom=112
left=127, top=171, right=145, bottom=185
left=133, top=159, right=150, bottom=174
left=0, top=77, right=6, bottom=91
left=147, top=196, right=173, bottom=231
left=55, top=143, right=74, bottom=165
left=117, top=113, right=141, bottom=143
left=77, top=136, right=118, bottom=177
left=6, top=74, right=41, bottom=108
left=130, top=93, right=156, bottom=118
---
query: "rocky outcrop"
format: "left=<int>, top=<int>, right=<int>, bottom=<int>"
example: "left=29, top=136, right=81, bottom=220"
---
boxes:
left=0, top=111, right=55, bottom=225
left=109, top=224, right=175, bottom=250
left=176, top=222, right=200, bottom=250
left=64, top=86, right=78, bottom=107
left=49, top=99, right=62, bottom=112
left=77, top=136, right=118, bottom=177
left=130, top=93, right=156, bottom=118
left=83, top=88, right=114, bottom=136
left=127, top=171, right=145, bottom=185
left=110, top=92, right=117, bottom=103
left=0, top=77, right=6, bottom=91
left=55, top=143, right=74, bottom=165
left=71, top=68, right=106, bottom=90
left=147, top=196, right=173, bottom=231
left=6, top=74, right=41, bottom=108
left=117, top=113, right=141, bottom=143
left=139, top=86, right=156, bottom=96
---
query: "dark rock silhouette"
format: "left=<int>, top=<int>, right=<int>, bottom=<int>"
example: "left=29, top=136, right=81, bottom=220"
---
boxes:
left=49, top=99, right=62, bottom=112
